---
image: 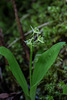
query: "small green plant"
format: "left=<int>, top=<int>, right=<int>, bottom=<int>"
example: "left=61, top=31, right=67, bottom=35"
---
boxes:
left=0, top=27, right=65, bottom=100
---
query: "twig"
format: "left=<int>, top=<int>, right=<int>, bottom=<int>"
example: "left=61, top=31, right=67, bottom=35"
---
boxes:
left=12, top=0, right=30, bottom=61
left=6, top=14, right=30, bottom=34
left=25, top=22, right=49, bottom=36
left=8, top=38, right=20, bottom=48
left=7, top=22, right=50, bottom=48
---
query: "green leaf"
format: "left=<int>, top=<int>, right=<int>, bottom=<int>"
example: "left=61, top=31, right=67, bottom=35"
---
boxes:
left=63, top=85, right=67, bottom=95
left=32, top=42, right=65, bottom=87
left=0, top=47, right=29, bottom=96
left=30, top=42, right=65, bottom=100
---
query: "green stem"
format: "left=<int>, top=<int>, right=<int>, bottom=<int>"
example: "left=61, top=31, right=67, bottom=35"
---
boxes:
left=29, top=45, right=33, bottom=88
left=25, top=95, right=31, bottom=100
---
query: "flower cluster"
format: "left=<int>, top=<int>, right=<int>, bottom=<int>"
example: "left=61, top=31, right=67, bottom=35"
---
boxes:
left=25, top=26, right=44, bottom=48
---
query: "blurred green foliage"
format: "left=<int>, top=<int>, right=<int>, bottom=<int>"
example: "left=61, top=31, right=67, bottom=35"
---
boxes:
left=0, top=0, right=67, bottom=99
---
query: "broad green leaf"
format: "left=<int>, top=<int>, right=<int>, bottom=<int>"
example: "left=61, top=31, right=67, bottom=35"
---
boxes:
left=63, top=85, right=67, bottom=95
left=30, top=42, right=65, bottom=100
left=32, top=42, right=65, bottom=87
left=0, top=47, right=29, bottom=96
